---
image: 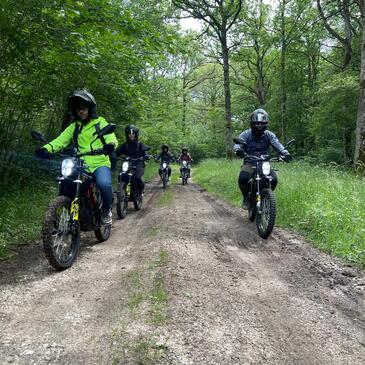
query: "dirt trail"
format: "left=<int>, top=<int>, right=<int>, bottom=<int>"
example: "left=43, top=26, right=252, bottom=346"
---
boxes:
left=0, top=178, right=364, bottom=364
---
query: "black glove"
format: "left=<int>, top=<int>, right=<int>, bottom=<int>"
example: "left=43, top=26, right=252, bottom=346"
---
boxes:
left=103, top=143, right=115, bottom=154
left=235, top=149, right=244, bottom=158
left=35, top=147, right=51, bottom=158
left=144, top=155, right=151, bottom=161
left=281, top=153, right=292, bottom=162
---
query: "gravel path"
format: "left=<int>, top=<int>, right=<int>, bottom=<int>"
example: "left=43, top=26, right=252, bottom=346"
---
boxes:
left=0, top=178, right=364, bottom=364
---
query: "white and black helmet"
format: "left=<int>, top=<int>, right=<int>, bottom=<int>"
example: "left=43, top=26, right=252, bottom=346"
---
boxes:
left=68, top=90, right=97, bottom=119
left=250, top=108, right=269, bottom=132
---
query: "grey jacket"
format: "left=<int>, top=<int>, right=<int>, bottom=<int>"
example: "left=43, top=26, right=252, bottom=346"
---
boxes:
left=233, top=129, right=288, bottom=162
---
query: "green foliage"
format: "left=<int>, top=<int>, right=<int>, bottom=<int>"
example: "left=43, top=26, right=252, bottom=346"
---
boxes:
left=0, top=182, right=57, bottom=259
left=193, top=159, right=365, bottom=267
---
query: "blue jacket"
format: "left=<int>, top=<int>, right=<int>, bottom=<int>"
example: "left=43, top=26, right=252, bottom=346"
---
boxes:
left=233, top=129, right=288, bottom=163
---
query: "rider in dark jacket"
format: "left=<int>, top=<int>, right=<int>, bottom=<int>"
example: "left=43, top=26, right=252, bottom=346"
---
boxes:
left=233, top=108, right=292, bottom=209
left=155, top=144, right=175, bottom=179
left=115, top=125, right=149, bottom=195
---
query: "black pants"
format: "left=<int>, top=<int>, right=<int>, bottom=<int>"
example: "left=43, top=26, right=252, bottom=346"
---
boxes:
left=238, top=164, right=277, bottom=197
left=132, top=166, right=145, bottom=194
left=180, top=168, right=191, bottom=177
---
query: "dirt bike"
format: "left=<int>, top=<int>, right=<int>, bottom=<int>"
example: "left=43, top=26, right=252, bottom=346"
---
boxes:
left=233, top=137, right=295, bottom=239
left=180, top=160, right=190, bottom=185
left=31, top=124, right=116, bottom=270
left=157, top=160, right=170, bottom=189
left=116, top=156, right=149, bottom=219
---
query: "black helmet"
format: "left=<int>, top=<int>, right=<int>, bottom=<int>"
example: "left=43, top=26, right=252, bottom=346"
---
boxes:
left=162, top=144, right=169, bottom=151
left=250, top=108, right=269, bottom=132
left=68, top=90, right=97, bottom=119
left=125, top=124, right=139, bottom=141
left=182, top=147, right=188, bottom=153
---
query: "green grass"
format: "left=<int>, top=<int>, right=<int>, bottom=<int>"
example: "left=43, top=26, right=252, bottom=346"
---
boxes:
left=156, top=190, right=173, bottom=206
left=0, top=182, right=57, bottom=259
left=144, top=161, right=158, bottom=182
left=193, top=158, right=365, bottom=268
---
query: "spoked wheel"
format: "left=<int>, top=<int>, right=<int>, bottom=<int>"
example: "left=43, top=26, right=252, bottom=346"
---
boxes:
left=182, top=171, right=187, bottom=185
left=94, top=190, right=111, bottom=242
left=248, top=193, right=256, bottom=222
left=133, top=187, right=143, bottom=211
left=116, top=182, right=128, bottom=219
left=256, top=188, right=276, bottom=239
left=42, top=196, right=80, bottom=270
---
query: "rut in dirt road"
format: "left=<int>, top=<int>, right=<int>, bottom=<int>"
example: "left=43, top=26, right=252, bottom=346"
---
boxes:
left=0, top=178, right=364, bottom=365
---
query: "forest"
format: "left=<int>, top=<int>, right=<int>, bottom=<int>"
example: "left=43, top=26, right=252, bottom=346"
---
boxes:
left=0, top=0, right=364, bottom=263
left=0, top=0, right=364, bottom=180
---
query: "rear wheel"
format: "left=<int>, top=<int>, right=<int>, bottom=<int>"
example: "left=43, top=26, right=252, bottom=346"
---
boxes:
left=116, top=182, right=128, bottom=219
left=256, top=188, right=276, bottom=239
left=42, top=196, right=80, bottom=270
left=94, top=224, right=111, bottom=242
left=94, top=189, right=111, bottom=242
left=248, top=192, right=256, bottom=222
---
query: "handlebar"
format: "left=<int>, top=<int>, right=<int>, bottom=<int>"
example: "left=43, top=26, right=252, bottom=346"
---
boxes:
left=119, top=156, right=151, bottom=162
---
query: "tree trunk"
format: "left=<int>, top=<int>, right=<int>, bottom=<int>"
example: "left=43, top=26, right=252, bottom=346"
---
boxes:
left=280, top=0, right=287, bottom=141
left=221, top=31, right=233, bottom=159
left=354, top=14, right=365, bottom=167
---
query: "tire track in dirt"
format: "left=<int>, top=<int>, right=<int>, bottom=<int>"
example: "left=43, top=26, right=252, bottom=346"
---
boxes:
left=155, top=181, right=365, bottom=365
left=0, top=178, right=166, bottom=364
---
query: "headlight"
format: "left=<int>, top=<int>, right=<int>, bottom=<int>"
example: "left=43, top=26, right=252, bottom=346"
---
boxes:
left=162, top=162, right=167, bottom=169
left=262, top=161, right=271, bottom=175
left=182, top=161, right=187, bottom=166
left=122, top=161, right=129, bottom=172
left=61, top=158, right=76, bottom=177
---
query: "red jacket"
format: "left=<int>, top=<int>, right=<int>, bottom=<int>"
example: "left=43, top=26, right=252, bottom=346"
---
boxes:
left=178, top=153, right=193, bottom=162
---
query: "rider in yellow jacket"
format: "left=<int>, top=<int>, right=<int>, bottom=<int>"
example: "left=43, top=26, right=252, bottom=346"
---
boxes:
left=35, top=90, right=118, bottom=224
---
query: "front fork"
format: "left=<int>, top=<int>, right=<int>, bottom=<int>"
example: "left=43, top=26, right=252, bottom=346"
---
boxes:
left=69, top=178, right=82, bottom=231
left=255, top=176, right=272, bottom=214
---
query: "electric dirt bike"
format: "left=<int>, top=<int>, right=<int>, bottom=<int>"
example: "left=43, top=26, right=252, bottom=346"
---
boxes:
left=116, top=156, right=149, bottom=219
left=180, top=160, right=190, bottom=185
left=31, top=124, right=116, bottom=270
left=157, top=160, right=170, bottom=189
left=234, top=137, right=295, bottom=239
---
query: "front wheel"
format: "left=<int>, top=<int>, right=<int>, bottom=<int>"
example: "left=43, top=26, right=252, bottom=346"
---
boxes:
left=133, top=186, right=143, bottom=211
left=116, top=182, right=128, bottom=219
left=182, top=171, right=188, bottom=185
left=162, top=172, right=167, bottom=189
left=42, top=196, right=80, bottom=270
left=256, top=188, right=276, bottom=239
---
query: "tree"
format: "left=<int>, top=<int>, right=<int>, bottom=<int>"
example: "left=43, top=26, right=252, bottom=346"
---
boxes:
left=354, top=4, right=365, bottom=166
left=173, top=0, right=243, bottom=158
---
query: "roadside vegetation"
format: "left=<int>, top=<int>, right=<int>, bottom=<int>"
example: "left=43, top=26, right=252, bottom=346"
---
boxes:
left=193, top=159, right=365, bottom=268
left=0, top=162, right=156, bottom=259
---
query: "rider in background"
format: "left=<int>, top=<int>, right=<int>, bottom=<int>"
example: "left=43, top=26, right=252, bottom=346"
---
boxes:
left=233, top=108, right=292, bottom=210
left=35, top=90, right=118, bottom=224
left=115, top=125, right=149, bottom=196
left=155, top=144, right=175, bottom=180
left=177, top=147, right=193, bottom=178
